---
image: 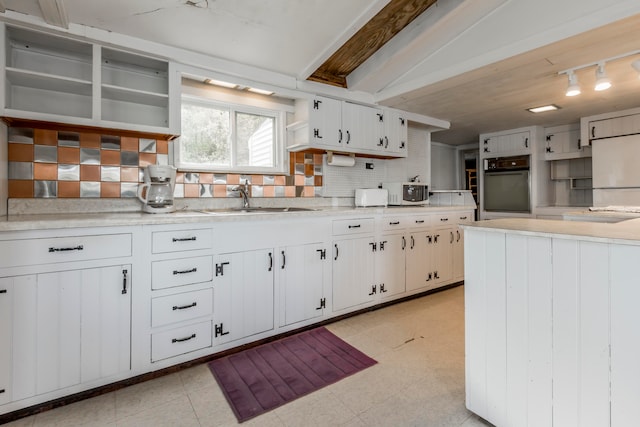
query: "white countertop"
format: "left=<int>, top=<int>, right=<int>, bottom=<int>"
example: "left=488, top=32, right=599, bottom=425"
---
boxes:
left=0, top=204, right=476, bottom=232
left=464, top=217, right=640, bottom=244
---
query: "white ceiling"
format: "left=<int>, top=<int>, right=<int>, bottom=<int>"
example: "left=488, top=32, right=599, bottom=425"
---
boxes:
left=2, top=0, right=640, bottom=145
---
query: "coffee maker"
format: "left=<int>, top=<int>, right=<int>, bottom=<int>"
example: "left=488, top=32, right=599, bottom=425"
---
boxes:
left=137, top=165, right=177, bottom=213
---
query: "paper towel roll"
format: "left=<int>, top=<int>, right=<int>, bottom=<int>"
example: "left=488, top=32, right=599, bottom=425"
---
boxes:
left=327, top=154, right=355, bottom=167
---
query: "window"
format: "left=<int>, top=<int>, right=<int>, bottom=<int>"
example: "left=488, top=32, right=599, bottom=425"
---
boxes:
left=177, top=97, right=287, bottom=174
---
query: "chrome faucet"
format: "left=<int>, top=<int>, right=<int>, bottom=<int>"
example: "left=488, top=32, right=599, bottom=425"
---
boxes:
left=234, top=180, right=250, bottom=208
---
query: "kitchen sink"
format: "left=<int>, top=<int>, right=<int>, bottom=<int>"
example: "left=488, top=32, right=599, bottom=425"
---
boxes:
left=198, top=207, right=317, bottom=214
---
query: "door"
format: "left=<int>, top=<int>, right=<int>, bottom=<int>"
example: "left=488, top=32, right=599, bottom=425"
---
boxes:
left=309, top=96, right=342, bottom=146
left=484, top=170, right=530, bottom=212
left=332, top=237, right=375, bottom=312
left=0, top=279, right=11, bottom=405
left=280, top=243, right=326, bottom=326
left=213, top=249, right=274, bottom=344
left=406, top=231, right=433, bottom=291
left=11, top=266, right=131, bottom=401
left=591, top=135, right=640, bottom=188
left=377, top=233, right=406, bottom=298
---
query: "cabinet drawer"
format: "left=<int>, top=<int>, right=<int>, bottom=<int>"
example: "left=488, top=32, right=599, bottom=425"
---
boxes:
left=151, top=256, right=213, bottom=290
left=152, top=228, right=212, bottom=254
left=332, top=218, right=374, bottom=235
left=407, top=215, right=431, bottom=229
left=455, top=212, right=473, bottom=224
left=432, top=213, right=454, bottom=226
left=382, top=217, right=407, bottom=231
left=152, top=288, right=213, bottom=328
left=0, top=233, right=131, bottom=268
left=151, top=321, right=212, bottom=362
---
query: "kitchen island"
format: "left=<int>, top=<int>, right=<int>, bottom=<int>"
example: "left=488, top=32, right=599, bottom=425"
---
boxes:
left=462, top=217, right=640, bottom=427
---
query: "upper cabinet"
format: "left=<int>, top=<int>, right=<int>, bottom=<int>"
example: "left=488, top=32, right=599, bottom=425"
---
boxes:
left=1, top=24, right=178, bottom=136
left=287, top=95, right=408, bottom=158
left=544, top=124, right=591, bottom=160
left=581, top=107, right=640, bottom=146
left=480, top=129, right=531, bottom=158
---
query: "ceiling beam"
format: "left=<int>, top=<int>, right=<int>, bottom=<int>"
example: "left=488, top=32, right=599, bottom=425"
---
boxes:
left=307, top=0, right=438, bottom=88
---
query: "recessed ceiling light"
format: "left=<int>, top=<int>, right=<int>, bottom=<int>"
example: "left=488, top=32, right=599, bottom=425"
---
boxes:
left=204, top=78, right=238, bottom=89
left=247, top=87, right=274, bottom=96
left=527, top=104, right=560, bottom=113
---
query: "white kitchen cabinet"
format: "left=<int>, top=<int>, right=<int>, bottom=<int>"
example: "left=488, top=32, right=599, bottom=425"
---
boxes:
left=376, top=232, right=406, bottom=299
left=0, top=281, right=11, bottom=405
left=2, top=23, right=177, bottom=135
left=481, top=130, right=531, bottom=157
left=405, top=216, right=433, bottom=292
left=580, top=107, right=640, bottom=146
left=332, top=218, right=376, bottom=312
left=279, top=242, right=328, bottom=326
left=544, top=124, right=591, bottom=160
left=9, top=265, right=131, bottom=401
left=288, top=95, right=408, bottom=157
left=213, top=249, right=274, bottom=344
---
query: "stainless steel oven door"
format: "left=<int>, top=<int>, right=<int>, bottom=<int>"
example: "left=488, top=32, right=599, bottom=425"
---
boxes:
left=484, top=170, right=530, bottom=212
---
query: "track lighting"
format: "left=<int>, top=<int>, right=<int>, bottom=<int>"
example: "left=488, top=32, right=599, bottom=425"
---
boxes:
left=558, top=49, right=640, bottom=97
left=594, top=63, right=611, bottom=91
left=565, top=71, right=581, bottom=96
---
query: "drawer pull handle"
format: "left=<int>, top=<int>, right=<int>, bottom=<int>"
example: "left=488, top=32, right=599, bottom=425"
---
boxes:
left=348, top=224, right=361, bottom=229
left=173, top=267, right=197, bottom=275
left=415, top=220, right=425, bottom=224
left=172, top=237, right=196, bottom=242
left=389, top=221, right=400, bottom=225
left=49, top=245, right=83, bottom=253
left=173, top=302, right=197, bottom=311
left=440, top=218, right=449, bottom=222
left=172, top=333, right=196, bottom=343
left=0, top=289, right=6, bottom=294
left=460, top=216, right=467, bottom=220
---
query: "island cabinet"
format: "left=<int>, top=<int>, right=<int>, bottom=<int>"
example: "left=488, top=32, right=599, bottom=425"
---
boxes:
left=331, top=218, right=376, bottom=313
left=465, top=224, right=640, bottom=427
left=0, top=227, right=133, bottom=414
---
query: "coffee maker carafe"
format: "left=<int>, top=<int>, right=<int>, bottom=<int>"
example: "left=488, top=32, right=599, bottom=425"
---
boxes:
left=137, top=165, right=177, bottom=213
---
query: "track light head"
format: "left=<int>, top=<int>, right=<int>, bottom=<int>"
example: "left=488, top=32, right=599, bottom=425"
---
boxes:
left=565, top=71, right=581, bottom=96
left=594, top=63, right=612, bottom=91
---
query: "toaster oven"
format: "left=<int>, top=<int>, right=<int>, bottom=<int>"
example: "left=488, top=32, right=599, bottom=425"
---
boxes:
left=382, top=182, right=429, bottom=205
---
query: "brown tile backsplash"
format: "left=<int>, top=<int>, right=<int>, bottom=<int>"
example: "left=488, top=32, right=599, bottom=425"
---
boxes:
left=7, top=126, right=323, bottom=199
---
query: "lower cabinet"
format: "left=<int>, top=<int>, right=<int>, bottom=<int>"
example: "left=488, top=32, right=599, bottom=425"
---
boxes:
left=279, top=242, right=328, bottom=326
left=376, top=232, right=406, bottom=299
left=406, top=229, right=434, bottom=291
left=332, top=236, right=376, bottom=312
left=4, top=266, right=131, bottom=402
left=0, top=281, right=11, bottom=406
left=213, top=249, right=275, bottom=345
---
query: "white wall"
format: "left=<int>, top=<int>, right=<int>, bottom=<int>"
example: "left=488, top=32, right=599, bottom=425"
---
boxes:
left=430, top=142, right=458, bottom=190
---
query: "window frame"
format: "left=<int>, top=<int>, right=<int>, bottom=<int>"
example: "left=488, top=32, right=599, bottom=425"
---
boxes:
left=175, top=94, right=288, bottom=175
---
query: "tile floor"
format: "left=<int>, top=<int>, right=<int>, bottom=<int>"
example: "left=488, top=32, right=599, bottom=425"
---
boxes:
left=4, top=285, right=493, bottom=427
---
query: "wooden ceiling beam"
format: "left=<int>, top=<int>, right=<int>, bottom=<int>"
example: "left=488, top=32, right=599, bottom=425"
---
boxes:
left=308, top=0, right=437, bottom=88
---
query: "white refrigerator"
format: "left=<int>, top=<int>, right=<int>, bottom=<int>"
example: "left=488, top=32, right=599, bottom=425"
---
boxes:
left=592, top=134, right=640, bottom=206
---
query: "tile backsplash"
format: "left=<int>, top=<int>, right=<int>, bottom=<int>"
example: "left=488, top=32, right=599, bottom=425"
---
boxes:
left=7, top=127, right=323, bottom=199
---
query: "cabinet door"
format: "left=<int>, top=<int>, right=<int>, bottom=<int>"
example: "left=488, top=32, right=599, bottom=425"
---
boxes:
left=481, top=136, right=498, bottom=155
left=332, top=237, right=375, bottom=312
left=498, top=131, right=530, bottom=153
left=309, top=96, right=342, bottom=146
left=452, top=226, right=465, bottom=281
left=377, top=233, right=406, bottom=298
left=432, top=228, right=453, bottom=286
left=341, top=102, right=364, bottom=149
left=213, top=249, right=274, bottom=344
left=0, top=279, right=11, bottom=405
left=384, top=109, right=408, bottom=156
left=11, top=266, right=131, bottom=401
left=406, top=231, right=433, bottom=291
left=280, top=243, right=327, bottom=326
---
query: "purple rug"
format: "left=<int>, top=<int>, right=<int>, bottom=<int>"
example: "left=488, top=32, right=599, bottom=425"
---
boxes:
left=207, top=326, right=377, bottom=423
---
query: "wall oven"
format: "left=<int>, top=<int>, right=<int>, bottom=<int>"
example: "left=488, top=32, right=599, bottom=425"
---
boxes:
left=483, top=155, right=531, bottom=213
